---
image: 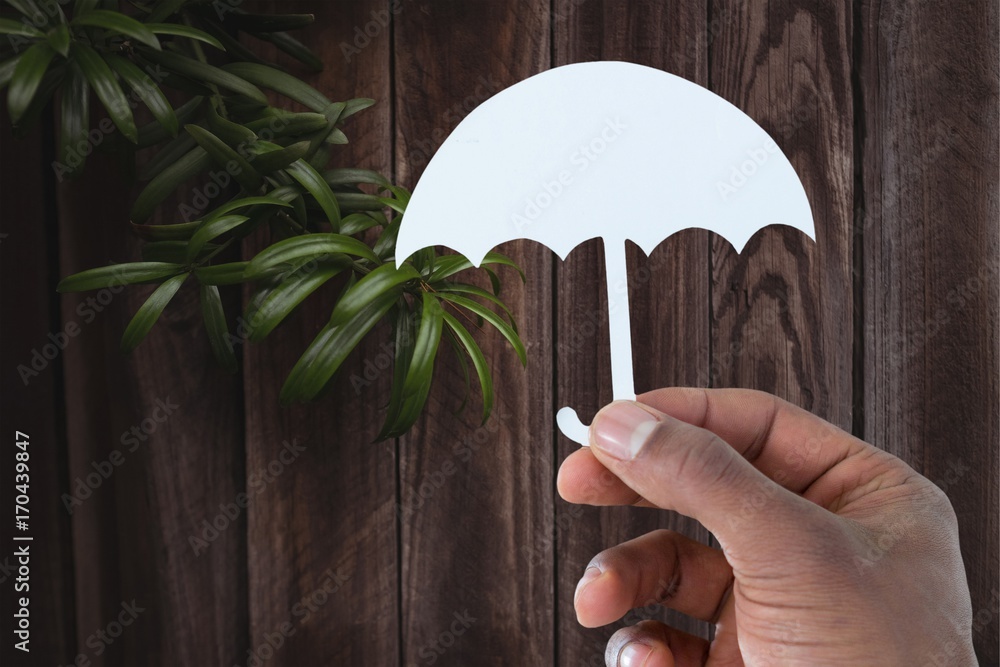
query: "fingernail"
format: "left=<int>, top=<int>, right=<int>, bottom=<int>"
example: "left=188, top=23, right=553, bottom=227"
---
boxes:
left=574, top=566, right=601, bottom=603
left=591, top=401, right=658, bottom=460
left=619, top=642, right=652, bottom=667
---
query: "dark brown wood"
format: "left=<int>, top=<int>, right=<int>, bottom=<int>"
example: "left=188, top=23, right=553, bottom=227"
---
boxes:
left=56, top=139, right=248, bottom=664
left=858, top=1, right=999, bottom=662
left=240, top=2, right=398, bottom=665
left=710, top=0, right=855, bottom=428
left=552, top=2, right=714, bottom=663
left=394, top=1, right=555, bottom=665
left=0, top=117, right=76, bottom=666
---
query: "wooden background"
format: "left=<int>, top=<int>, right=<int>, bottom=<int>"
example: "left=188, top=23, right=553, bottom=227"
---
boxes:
left=1, top=0, right=997, bottom=665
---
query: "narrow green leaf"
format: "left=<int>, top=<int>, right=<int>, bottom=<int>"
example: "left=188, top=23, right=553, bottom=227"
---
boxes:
left=442, top=312, right=494, bottom=423
left=104, top=53, right=177, bottom=136
left=140, top=46, right=266, bottom=103
left=437, top=292, right=527, bottom=365
left=287, top=158, right=340, bottom=225
left=74, top=43, right=137, bottom=143
left=402, top=292, right=443, bottom=398
left=45, top=23, right=70, bottom=56
left=245, top=233, right=378, bottom=279
left=220, top=61, right=329, bottom=111
left=280, top=286, right=398, bottom=402
left=250, top=140, right=310, bottom=173
left=339, top=213, right=381, bottom=236
left=145, top=22, right=224, bottom=50
left=74, top=9, right=161, bottom=50
left=7, top=41, right=55, bottom=124
left=434, top=282, right=517, bottom=328
left=253, top=30, right=322, bottom=72
left=131, top=220, right=199, bottom=241
left=121, top=273, right=187, bottom=352
left=137, top=95, right=202, bottom=147
left=340, top=97, right=375, bottom=121
left=334, top=192, right=386, bottom=212
left=0, top=56, right=21, bottom=89
left=186, top=214, right=248, bottom=262
left=194, top=262, right=248, bottom=286
left=245, top=110, right=327, bottom=137
left=377, top=302, right=416, bottom=440
left=0, top=17, right=43, bottom=38
left=142, top=240, right=219, bottom=263
left=324, top=168, right=390, bottom=188
left=131, top=146, right=212, bottom=222
left=186, top=124, right=261, bottom=192
left=428, top=251, right=525, bottom=282
left=328, top=263, right=420, bottom=327
left=245, top=257, right=349, bottom=341
left=200, top=284, right=237, bottom=372
left=57, top=64, right=89, bottom=176
left=202, top=194, right=292, bottom=223
left=57, top=262, right=183, bottom=292
left=205, top=101, right=256, bottom=145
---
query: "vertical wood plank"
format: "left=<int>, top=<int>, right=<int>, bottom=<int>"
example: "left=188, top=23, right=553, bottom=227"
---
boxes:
left=0, top=117, right=76, bottom=666
left=242, top=2, right=397, bottom=665
left=394, top=1, right=554, bottom=665
left=57, top=146, right=248, bottom=663
left=552, top=2, right=712, bottom=663
left=858, top=1, right=999, bottom=661
left=710, top=2, right=854, bottom=425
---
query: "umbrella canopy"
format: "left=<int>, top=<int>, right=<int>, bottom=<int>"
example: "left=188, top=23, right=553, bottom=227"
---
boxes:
left=395, top=61, right=815, bottom=445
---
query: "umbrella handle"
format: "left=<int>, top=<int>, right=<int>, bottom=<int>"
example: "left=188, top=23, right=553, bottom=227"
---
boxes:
left=557, top=239, right=636, bottom=447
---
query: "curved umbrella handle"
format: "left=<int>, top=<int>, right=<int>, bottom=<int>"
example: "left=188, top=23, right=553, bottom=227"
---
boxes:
left=558, top=240, right=636, bottom=447
left=556, top=407, right=591, bottom=445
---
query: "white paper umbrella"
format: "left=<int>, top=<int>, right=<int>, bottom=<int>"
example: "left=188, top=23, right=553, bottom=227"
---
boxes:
left=395, top=61, right=814, bottom=445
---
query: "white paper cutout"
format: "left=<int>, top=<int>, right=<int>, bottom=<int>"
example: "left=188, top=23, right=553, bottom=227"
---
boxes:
left=395, top=61, right=815, bottom=446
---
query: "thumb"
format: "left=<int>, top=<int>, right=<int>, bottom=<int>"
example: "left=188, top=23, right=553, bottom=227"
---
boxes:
left=588, top=400, right=827, bottom=559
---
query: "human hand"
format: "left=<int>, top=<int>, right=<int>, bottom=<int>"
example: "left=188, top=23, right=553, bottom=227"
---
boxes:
left=558, top=388, right=976, bottom=666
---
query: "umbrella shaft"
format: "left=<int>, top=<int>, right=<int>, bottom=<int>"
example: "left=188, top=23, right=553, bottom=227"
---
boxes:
left=605, top=240, right=636, bottom=401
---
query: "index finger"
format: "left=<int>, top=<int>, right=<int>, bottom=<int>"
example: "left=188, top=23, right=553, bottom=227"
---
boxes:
left=637, top=387, right=865, bottom=494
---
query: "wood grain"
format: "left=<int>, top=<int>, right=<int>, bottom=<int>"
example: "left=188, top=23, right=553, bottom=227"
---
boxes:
left=241, top=1, right=398, bottom=665
left=552, top=1, right=714, bottom=663
left=858, top=0, right=999, bottom=661
left=0, top=115, right=76, bottom=666
left=709, top=0, right=854, bottom=428
left=394, top=1, right=554, bottom=665
left=56, top=135, right=248, bottom=665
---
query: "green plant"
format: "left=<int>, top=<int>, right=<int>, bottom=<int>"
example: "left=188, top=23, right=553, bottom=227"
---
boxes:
left=1, top=0, right=526, bottom=439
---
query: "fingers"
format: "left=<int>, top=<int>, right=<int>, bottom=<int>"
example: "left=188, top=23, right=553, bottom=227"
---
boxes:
left=605, top=620, right=709, bottom=667
left=587, top=400, right=834, bottom=557
left=575, top=530, right=732, bottom=628
left=557, top=447, right=656, bottom=508
left=637, top=388, right=867, bottom=494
